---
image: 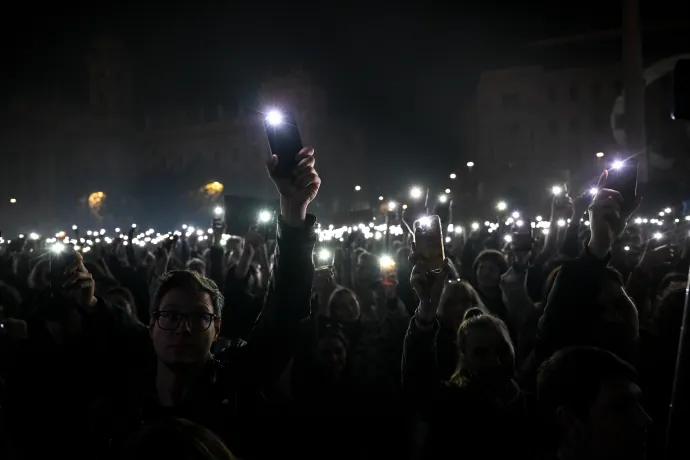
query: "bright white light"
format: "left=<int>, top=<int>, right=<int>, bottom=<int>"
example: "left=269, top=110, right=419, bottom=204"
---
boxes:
left=455, top=227, right=462, bottom=234
left=417, top=216, right=431, bottom=227
left=624, top=246, right=630, bottom=251
left=449, top=173, right=457, bottom=179
left=504, top=234, right=512, bottom=243
left=611, top=160, right=624, bottom=169
left=258, top=210, right=272, bottom=223
left=379, top=255, right=395, bottom=268
left=132, top=223, right=137, bottom=228
left=596, top=152, right=604, bottom=158
left=653, top=232, right=663, bottom=240
left=9, top=198, right=16, bottom=204
left=266, top=110, right=283, bottom=125
left=471, top=222, right=479, bottom=230
left=512, top=211, right=520, bottom=219
left=536, top=215, right=543, bottom=222
left=354, top=185, right=361, bottom=191
left=496, top=201, right=507, bottom=211
left=438, top=194, right=448, bottom=203
left=72, top=225, right=78, bottom=230
left=445, top=188, right=451, bottom=194
left=551, top=185, right=563, bottom=196
left=466, top=162, right=474, bottom=168
left=410, top=187, right=423, bottom=199
left=388, top=201, right=397, bottom=211
left=214, top=206, right=224, bottom=216
left=51, top=242, right=65, bottom=254
left=557, top=219, right=566, bottom=227
left=590, top=187, right=598, bottom=196
left=115, top=227, right=121, bottom=233
left=664, top=207, right=672, bottom=214
left=29, top=232, right=39, bottom=240
left=318, top=249, right=332, bottom=262
left=634, top=218, right=642, bottom=224
left=378, top=196, right=384, bottom=201
left=516, top=220, right=524, bottom=227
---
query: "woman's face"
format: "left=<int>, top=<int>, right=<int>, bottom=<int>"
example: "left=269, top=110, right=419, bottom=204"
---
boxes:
left=316, top=336, right=347, bottom=381
left=462, top=324, right=515, bottom=386
left=329, top=292, right=360, bottom=323
left=476, top=261, right=501, bottom=288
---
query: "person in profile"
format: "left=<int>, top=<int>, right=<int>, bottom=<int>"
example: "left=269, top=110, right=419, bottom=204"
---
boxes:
left=117, top=418, right=237, bottom=460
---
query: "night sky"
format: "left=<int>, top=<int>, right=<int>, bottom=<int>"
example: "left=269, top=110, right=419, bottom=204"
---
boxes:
left=0, top=0, right=685, bottom=191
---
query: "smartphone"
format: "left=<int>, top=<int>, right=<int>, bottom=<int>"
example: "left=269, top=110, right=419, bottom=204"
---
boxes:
left=605, top=158, right=639, bottom=206
left=50, top=245, right=77, bottom=290
left=379, top=255, right=398, bottom=286
left=162, top=234, right=179, bottom=251
left=413, top=215, right=445, bottom=272
left=672, top=59, right=690, bottom=121
left=263, top=109, right=303, bottom=178
left=511, top=219, right=534, bottom=252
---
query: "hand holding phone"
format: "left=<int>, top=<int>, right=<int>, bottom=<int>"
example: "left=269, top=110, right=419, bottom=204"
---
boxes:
left=263, top=109, right=303, bottom=179
left=604, top=158, right=639, bottom=210
left=413, top=215, right=445, bottom=272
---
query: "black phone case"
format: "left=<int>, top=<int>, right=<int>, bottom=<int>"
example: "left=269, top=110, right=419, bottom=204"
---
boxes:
left=263, top=110, right=303, bottom=178
left=606, top=159, right=639, bottom=205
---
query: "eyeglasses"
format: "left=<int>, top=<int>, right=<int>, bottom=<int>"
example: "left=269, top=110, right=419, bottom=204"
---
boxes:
left=153, top=310, right=217, bottom=332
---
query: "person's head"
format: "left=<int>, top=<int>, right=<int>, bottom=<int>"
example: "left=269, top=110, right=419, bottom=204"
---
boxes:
left=450, top=308, right=515, bottom=390
left=537, top=347, right=650, bottom=460
left=105, top=286, right=136, bottom=318
left=395, top=246, right=412, bottom=272
left=315, top=327, right=348, bottom=381
left=355, top=251, right=381, bottom=287
left=472, top=250, right=508, bottom=290
left=327, top=287, right=360, bottom=323
left=118, top=417, right=236, bottom=460
left=437, top=280, right=485, bottom=330
left=150, top=270, right=223, bottom=369
left=27, top=259, right=50, bottom=290
left=185, top=258, right=207, bottom=277
left=650, top=282, right=686, bottom=347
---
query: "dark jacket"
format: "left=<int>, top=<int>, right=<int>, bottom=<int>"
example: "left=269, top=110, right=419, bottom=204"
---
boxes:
left=89, top=215, right=317, bottom=459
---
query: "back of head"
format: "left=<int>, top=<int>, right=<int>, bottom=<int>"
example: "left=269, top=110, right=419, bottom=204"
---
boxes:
left=118, top=418, right=236, bottom=460
left=537, top=346, right=637, bottom=433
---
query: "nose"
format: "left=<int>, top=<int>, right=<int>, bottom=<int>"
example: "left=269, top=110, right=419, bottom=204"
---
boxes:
left=174, top=317, right=192, bottom=334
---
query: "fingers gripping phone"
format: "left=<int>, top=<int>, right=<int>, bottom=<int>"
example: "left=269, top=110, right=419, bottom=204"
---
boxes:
left=49, top=244, right=78, bottom=291
left=605, top=158, right=639, bottom=208
left=263, top=109, right=303, bottom=179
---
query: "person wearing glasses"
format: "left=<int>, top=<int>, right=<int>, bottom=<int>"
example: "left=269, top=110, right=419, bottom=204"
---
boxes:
left=85, top=147, right=322, bottom=459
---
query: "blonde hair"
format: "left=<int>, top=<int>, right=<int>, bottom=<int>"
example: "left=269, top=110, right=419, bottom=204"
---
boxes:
left=438, top=279, right=485, bottom=312
left=449, top=308, right=512, bottom=387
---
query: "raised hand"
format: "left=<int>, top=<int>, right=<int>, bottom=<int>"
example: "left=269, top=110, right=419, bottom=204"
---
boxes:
left=266, top=147, right=320, bottom=225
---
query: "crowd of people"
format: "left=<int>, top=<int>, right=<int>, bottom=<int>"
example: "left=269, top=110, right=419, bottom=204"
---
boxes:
left=0, top=147, right=689, bottom=460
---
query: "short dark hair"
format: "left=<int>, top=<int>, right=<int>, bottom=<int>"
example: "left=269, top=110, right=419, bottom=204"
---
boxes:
left=537, top=346, right=637, bottom=422
left=152, top=270, right=224, bottom=316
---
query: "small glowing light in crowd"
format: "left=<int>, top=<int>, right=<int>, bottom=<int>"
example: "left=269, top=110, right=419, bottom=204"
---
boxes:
left=685, top=216, right=690, bottom=221
left=611, top=160, right=624, bottom=169
left=182, top=224, right=188, bottom=229
left=9, top=198, right=16, bottom=204
left=378, top=196, right=384, bottom=201
left=557, top=219, right=566, bottom=227
left=624, top=246, right=630, bottom=251
left=449, top=173, right=457, bottom=179
left=438, top=194, right=448, bottom=203
left=418, top=216, right=431, bottom=227
left=590, top=188, right=598, bottom=196
left=214, top=206, right=224, bottom=216
left=516, top=220, right=524, bottom=227
left=258, top=210, right=272, bottom=223
left=512, top=211, right=520, bottom=219
left=596, top=152, right=604, bottom=158
left=409, top=187, right=423, bottom=199
left=86, top=230, right=93, bottom=236
left=471, top=222, right=479, bottom=230
left=318, top=249, right=332, bottom=262
left=72, top=225, right=78, bottom=230
left=536, top=215, right=543, bottom=221
left=115, top=227, right=121, bottom=233
left=504, top=234, right=512, bottom=243
left=51, top=242, right=65, bottom=254
left=542, top=228, right=550, bottom=235
left=634, top=218, right=642, bottom=224
left=664, top=207, right=672, bottom=214
left=455, top=227, right=462, bottom=234
left=379, top=255, right=395, bottom=269
left=445, top=188, right=451, bottom=194
left=354, top=185, right=361, bottom=191
left=402, top=204, right=408, bottom=210
left=466, top=162, right=475, bottom=167
left=265, top=110, right=283, bottom=125
left=388, top=201, right=397, bottom=211
left=659, top=212, right=665, bottom=216
left=654, top=232, right=663, bottom=240
left=29, top=233, right=39, bottom=240
left=551, top=185, right=563, bottom=196
left=496, top=201, right=507, bottom=211
left=132, top=223, right=137, bottom=228
left=100, top=229, right=106, bottom=235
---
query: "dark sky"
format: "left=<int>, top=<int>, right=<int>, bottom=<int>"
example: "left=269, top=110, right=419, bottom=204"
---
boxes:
left=1, top=0, right=685, bottom=188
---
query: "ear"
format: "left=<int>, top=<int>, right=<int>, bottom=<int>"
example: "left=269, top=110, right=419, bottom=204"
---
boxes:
left=556, top=405, right=585, bottom=442
left=213, top=319, right=222, bottom=341
left=148, top=317, right=156, bottom=338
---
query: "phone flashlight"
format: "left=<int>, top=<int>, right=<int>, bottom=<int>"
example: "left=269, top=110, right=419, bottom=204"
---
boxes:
left=318, top=249, right=331, bottom=262
left=379, top=255, right=395, bottom=269
left=266, top=110, right=283, bottom=126
left=258, top=210, right=272, bottom=223
left=214, top=206, right=224, bottom=217
left=611, top=160, right=624, bottom=170
left=51, top=242, right=65, bottom=254
left=551, top=185, right=563, bottom=196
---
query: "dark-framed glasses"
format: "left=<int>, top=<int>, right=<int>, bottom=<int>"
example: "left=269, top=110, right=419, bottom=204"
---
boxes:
left=153, top=310, right=217, bottom=332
